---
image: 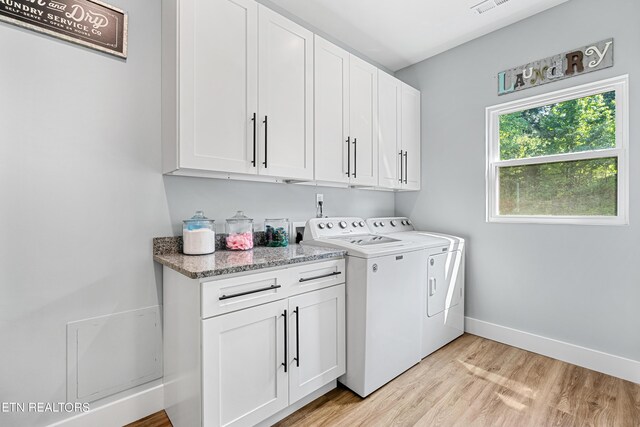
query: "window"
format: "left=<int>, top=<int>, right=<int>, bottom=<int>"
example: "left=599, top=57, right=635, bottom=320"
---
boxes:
left=486, top=75, right=629, bottom=225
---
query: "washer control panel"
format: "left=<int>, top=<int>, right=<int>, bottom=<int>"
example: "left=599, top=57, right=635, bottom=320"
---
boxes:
left=366, top=217, right=415, bottom=233
left=305, top=217, right=371, bottom=239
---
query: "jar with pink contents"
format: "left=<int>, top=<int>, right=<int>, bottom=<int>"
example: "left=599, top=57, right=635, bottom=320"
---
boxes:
left=225, top=211, right=254, bottom=251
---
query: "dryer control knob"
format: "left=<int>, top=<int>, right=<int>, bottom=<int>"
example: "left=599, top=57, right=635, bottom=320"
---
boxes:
left=339, top=221, right=348, bottom=229
left=379, top=221, right=385, bottom=227
left=327, top=222, right=334, bottom=229
left=318, top=223, right=326, bottom=229
left=390, top=220, right=397, bottom=227
left=407, top=220, right=412, bottom=225
left=352, top=221, right=359, bottom=227
left=359, top=221, right=365, bottom=227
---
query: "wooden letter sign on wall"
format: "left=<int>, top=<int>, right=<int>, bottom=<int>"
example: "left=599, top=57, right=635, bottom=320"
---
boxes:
left=0, top=0, right=127, bottom=58
left=498, top=39, right=613, bottom=95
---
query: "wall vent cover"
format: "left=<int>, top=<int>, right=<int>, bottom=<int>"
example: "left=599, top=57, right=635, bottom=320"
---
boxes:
left=471, top=0, right=511, bottom=15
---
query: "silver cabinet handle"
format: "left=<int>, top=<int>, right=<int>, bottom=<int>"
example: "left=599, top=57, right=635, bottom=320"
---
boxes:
left=298, top=271, right=341, bottom=283
left=352, top=138, right=357, bottom=178
left=346, top=137, right=351, bottom=177
left=294, top=306, right=300, bottom=367
left=282, top=310, right=288, bottom=372
left=219, top=284, right=281, bottom=300
left=404, top=151, right=408, bottom=184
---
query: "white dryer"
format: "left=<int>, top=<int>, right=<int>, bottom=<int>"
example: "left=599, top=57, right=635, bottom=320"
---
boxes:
left=367, top=217, right=465, bottom=359
left=303, top=217, right=425, bottom=397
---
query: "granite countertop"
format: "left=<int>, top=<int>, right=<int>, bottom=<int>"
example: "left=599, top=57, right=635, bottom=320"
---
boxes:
left=153, top=238, right=345, bottom=279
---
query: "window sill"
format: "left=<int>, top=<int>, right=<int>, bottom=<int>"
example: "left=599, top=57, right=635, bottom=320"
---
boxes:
left=487, top=215, right=628, bottom=226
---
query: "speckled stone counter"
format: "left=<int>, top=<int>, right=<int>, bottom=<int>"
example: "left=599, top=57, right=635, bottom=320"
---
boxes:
left=153, top=238, right=345, bottom=279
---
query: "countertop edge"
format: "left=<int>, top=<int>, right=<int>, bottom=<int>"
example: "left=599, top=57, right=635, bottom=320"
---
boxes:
left=154, top=249, right=346, bottom=280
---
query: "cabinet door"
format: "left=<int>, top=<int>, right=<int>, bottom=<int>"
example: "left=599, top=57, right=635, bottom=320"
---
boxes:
left=349, top=55, right=378, bottom=186
left=427, top=253, right=447, bottom=317
left=401, top=83, right=421, bottom=191
left=179, top=0, right=258, bottom=174
left=378, top=71, right=402, bottom=189
left=427, top=250, right=463, bottom=317
left=258, top=6, right=314, bottom=180
left=314, top=36, right=350, bottom=184
left=288, top=284, right=345, bottom=405
left=202, top=299, right=288, bottom=427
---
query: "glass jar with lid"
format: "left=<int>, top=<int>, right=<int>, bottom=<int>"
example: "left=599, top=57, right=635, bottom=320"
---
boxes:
left=265, top=218, right=290, bottom=247
left=225, top=211, right=254, bottom=251
left=182, top=211, right=215, bottom=255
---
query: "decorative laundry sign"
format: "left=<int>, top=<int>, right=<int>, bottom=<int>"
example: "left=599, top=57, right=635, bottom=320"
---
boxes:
left=498, top=39, right=613, bottom=95
left=0, top=0, right=127, bottom=58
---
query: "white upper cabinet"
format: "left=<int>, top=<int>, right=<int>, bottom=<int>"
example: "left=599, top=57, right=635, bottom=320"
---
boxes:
left=401, top=83, right=421, bottom=191
left=348, top=56, right=378, bottom=187
left=163, top=0, right=419, bottom=189
left=163, top=0, right=312, bottom=181
left=314, top=36, right=350, bottom=184
left=377, top=71, right=421, bottom=191
left=314, top=37, right=378, bottom=187
left=164, top=0, right=259, bottom=175
left=258, top=6, right=314, bottom=180
left=378, top=71, right=402, bottom=189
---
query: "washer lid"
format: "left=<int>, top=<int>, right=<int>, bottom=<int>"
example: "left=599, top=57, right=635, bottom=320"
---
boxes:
left=331, top=234, right=400, bottom=246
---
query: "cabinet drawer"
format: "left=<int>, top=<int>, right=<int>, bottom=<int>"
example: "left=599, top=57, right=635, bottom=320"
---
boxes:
left=289, top=259, right=345, bottom=294
left=202, top=269, right=287, bottom=319
left=201, top=259, right=345, bottom=319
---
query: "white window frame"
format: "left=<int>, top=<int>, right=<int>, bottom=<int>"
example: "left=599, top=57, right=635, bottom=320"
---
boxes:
left=486, top=75, right=629, bottom=226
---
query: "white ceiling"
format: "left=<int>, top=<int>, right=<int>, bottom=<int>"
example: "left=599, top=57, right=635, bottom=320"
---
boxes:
left=268, top=0, right=570, bottom=71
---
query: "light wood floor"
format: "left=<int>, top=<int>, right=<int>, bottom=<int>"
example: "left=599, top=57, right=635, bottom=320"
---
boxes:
left=128, top=334, right=640, bottom=427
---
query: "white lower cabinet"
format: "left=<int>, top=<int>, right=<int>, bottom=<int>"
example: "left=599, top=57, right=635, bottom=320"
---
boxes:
left=203, top=299, right=289, bottom=427
left=163, top=259, right=346, bottom=427
left=288, top=285, right=346, bottom=404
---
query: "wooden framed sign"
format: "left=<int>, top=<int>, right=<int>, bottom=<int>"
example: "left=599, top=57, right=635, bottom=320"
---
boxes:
left=498, top=39, right=613, bottom=95
left=0, top=0, right=128, bottom=58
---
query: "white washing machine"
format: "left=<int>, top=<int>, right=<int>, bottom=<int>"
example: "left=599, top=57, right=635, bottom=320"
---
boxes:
left=303, top=217, right=425, bottom=397
left=367, top=217, right=465, bottom=359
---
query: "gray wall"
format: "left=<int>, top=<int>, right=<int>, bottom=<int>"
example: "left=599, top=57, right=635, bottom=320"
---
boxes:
left=164, top=177, right=394, bottom=235
left=0, top=2, right=393, bottom=427
left=396, top=0, right=640, bottom=362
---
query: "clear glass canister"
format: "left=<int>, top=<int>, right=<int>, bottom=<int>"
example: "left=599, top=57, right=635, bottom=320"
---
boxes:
left=265, top=218, right=290, bottom=247
left=225, top=211, right=254, bottom=251
left=182, top=211, right=215, bottom=255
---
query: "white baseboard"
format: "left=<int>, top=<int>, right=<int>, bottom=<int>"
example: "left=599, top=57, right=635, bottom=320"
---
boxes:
left=47, top=384, right=164, bottom=427
left=465, top=317, right=640, bottom=384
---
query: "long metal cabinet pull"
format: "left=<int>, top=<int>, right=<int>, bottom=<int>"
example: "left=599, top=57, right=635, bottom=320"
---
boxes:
left=218, top=284, right=281, bottom=300
left=404, top=151, right=408, bottom=184
left=251, top=113, right=257, bottom=167
left=263, top=116, right=268, bottom=168
left=352, top=138, right=357, bottom=178
left=346, top=137, right=351, bottom=177
left=298, top=271, right=341, bottom=283
left=282, top=309, right=288, bottom=372
left=294, top=307, right=300, bottom=367
left=399, top=150, right=404, bottom=183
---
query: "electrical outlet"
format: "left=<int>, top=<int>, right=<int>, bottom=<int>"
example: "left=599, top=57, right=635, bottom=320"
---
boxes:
left=316, top=193, right=324, bottom=218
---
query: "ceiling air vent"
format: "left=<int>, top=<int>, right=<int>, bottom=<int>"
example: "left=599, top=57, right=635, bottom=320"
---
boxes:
left=471, top=0, right=511, bottom=15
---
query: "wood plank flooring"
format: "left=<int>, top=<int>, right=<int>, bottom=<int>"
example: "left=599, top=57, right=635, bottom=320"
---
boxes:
left=128, top=334, right=640, bottom=427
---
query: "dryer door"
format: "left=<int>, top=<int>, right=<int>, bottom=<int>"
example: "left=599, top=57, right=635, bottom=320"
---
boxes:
left=427, top=250, right=462, bottom=317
